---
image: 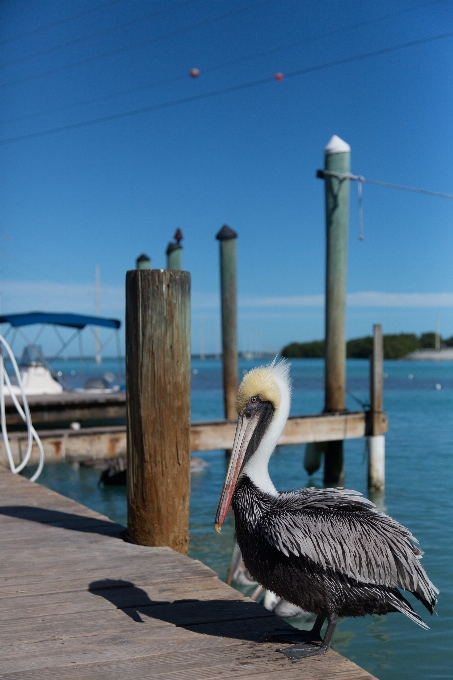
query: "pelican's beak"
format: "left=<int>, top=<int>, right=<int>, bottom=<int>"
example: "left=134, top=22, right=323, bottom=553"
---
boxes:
left=214, top=410, right=260, bottom=533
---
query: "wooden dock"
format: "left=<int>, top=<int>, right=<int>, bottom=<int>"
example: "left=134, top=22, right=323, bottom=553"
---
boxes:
left=1, top=410, right=388, bottom=465
left=0, top=467, right=376, bottom=679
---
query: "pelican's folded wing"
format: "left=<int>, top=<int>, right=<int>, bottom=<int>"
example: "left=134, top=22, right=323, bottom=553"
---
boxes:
left=259, top=488, right=437, bottom=609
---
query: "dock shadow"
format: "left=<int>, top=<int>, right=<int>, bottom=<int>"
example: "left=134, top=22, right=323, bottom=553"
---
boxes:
left=88, top=578, right=286, bottom=642
left=0, top=505, right=123, bottom=537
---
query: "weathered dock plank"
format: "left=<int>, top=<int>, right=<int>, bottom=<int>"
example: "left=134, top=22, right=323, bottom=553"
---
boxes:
left=0, top=468, right=377, bottom=679
left=1, top=410, right=388, bottom=464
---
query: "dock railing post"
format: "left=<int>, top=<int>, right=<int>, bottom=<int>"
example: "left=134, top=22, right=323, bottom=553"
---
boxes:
left=136, top=254, right=151, bottom=270
left=216, top=225, right=238, bottom=424
left=126, top=269, right=191, bottom=554
left=368, top=323, right=385, bottom=491
left=322, top=135, right=351, bottom=486
left=166, top=229, right=183, bottom=270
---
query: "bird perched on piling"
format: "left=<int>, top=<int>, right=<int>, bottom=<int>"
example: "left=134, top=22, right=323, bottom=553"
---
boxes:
left=215, top=359, right=438, bottom=658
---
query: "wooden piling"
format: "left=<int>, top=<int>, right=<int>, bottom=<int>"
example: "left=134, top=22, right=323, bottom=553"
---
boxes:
left=166, top=242, right=182, bottom=270
left=368, top=323, right=385, bottom=491
left=216, top=225, right=238, bottom=422
left=136, top=253, right=151, bottom=270
left=166, top=229, right=183, bottom=270
left=125, top=269, right=191, bottom=554
left=323, top=135, right=351, bottom=486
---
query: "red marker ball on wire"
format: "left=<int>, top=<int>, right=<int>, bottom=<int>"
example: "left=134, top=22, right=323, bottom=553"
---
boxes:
left=275, top=72, right=284, bottom=81
left=190, top=68, right=200, bottom=78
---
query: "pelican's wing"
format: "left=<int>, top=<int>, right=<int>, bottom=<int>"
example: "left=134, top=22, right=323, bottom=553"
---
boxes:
left=260, top=488, right=437, bottom=609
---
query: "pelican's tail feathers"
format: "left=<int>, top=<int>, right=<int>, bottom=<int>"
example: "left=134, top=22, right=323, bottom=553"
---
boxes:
left=388, top=591, right=430, bottom=630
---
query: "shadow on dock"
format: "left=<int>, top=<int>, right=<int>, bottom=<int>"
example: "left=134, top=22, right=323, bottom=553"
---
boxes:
left=0, top=505, right=123, bottom=537
left=89, top=578, right=279, bottom=641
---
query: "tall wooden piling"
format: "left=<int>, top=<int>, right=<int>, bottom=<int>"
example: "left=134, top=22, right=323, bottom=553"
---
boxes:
left=216, top=225, right=238, bottom=422
left=368, top=323, right=385, bottom=491
left=126, top=269, right=191, bottom=554
left=323, top=135, right=351, bottom=486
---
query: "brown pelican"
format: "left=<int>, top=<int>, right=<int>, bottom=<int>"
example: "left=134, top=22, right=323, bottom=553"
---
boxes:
left=215, top=360, right=438, bottom=658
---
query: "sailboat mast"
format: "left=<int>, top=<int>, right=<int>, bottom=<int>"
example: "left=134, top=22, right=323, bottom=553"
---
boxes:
left=95, top=265, right=101, bottom=365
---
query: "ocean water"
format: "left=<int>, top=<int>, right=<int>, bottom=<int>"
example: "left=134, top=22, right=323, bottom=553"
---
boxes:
left=21, top=358, right=453, bottom=680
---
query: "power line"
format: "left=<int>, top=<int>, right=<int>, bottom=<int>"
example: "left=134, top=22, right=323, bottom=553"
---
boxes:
left=0, top=0, right=200, bottom=69
left=205, top=0, right=450, bottom=76
left=2, top=0, right=445, bottom=70
left=283, top=29, right=453, bottom=80
left=0, top=0, right=124, bottom=47
left=1, top=29, right=452, bottom=146
left=2, top=0, right=449, bottom=127
left=0, top=0, right=277, bottom=90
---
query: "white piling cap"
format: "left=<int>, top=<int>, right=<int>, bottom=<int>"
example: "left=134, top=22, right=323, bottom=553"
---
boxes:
left=324, top=135, right=350, bottom=155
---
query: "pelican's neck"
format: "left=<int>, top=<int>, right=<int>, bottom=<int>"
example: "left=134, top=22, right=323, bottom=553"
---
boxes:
left=241, top=387, right=290, bottom=496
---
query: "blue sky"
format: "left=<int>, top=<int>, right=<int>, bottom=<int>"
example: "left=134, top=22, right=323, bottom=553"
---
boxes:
left=1, top=0, right=452, bottom=355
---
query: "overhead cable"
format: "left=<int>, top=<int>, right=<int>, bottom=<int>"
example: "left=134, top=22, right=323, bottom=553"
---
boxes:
left=0, top=0, right=277, bottom=90
left=1, top=29, right=453, bottom=146
left=0, top=0, right=123, bottom=46
left=0, top=0, right=201, bottom=69
left=2, top=0, right=446, bottom=70
left=3, top=0, right=449, bottom=127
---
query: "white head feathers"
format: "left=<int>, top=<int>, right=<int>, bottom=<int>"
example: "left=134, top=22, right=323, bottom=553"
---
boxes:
left=238, top=358, right=292, bottom=496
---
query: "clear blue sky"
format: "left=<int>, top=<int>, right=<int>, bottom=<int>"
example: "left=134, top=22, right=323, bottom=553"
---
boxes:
left=1, top=0, right=452, bottom=355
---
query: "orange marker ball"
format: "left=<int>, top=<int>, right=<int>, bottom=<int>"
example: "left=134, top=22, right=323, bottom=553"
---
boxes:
left=190, top=68, right=200, bottom=78
left=275, top=72, right=284, bottom=81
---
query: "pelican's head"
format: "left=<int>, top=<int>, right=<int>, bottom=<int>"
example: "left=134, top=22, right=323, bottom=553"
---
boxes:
left=215, top=359, right=291, bottom=532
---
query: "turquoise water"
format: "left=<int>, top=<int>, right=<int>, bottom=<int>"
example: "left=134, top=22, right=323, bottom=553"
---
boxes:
left=23, top=358, right=453, bottom=679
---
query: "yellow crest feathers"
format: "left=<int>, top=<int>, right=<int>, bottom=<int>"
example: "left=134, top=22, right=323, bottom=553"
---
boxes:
left=236, top=359, right=290, bottom=414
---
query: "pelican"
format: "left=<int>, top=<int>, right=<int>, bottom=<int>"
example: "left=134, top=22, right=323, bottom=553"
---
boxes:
left=215, top=360, right=438, bottom=658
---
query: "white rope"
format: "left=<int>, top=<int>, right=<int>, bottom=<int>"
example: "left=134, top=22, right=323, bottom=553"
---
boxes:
left=357, top=177, right=364, bottom=241
left=0, top=335, right=45, bottom=482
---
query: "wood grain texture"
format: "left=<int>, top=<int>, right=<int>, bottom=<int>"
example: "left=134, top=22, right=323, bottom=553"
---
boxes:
left=126, top=269, right=191, bottom=553
left=0, top=468, right=377, bottom=679
left=324, top=147, right=350, bottom=414
left=370, top=324, right=384, bottom=436
left=218, top=236, right=238, bottom=421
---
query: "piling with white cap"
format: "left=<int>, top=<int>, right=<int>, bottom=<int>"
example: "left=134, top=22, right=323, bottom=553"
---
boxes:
left=322, top=135, right=351, bottom=486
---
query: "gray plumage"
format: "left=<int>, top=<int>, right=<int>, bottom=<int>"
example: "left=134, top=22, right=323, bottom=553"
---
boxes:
left=233, top=476, right=438, bottom=630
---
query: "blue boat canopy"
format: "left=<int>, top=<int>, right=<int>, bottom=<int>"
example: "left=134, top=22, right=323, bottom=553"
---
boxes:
left=0, top=312, right=121, bottom=330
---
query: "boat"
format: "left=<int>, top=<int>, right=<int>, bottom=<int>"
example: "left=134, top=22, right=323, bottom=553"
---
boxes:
left=0, top=312, right=122, bottom=395
left=5, top=344, right=63, bottom=395
left=404, top=348, right=453, bottom=361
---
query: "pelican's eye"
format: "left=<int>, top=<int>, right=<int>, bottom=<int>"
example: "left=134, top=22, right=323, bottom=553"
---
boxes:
left=244, top=395, right=261, bottom=417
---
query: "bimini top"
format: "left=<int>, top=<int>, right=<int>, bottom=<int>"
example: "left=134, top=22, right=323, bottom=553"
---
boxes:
left=0, top=312, right=121, bottom=330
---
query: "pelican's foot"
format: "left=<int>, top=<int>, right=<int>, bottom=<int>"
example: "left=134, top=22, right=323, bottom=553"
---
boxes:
left=260, top=628, right=322, bottom=644
left=280, top=642, right=328, bottom=659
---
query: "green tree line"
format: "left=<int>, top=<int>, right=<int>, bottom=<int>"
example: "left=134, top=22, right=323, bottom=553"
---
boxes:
left=282, top=332, right=453, bottom=360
